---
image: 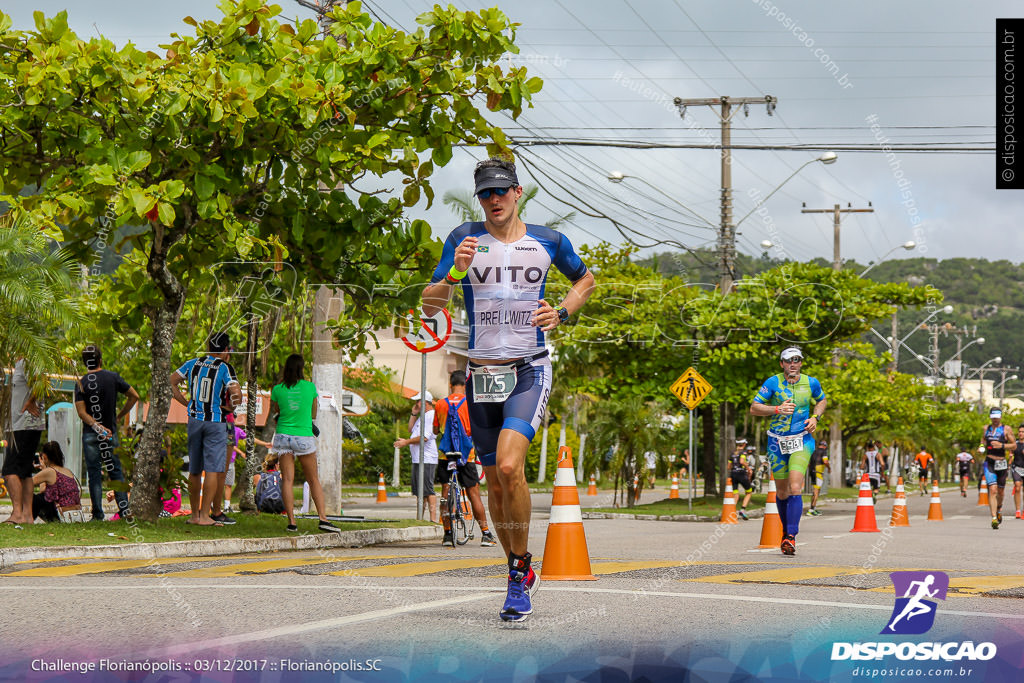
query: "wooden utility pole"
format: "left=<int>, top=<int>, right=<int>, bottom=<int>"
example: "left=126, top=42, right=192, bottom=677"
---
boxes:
left=674, top=95, right=777, bottom=492
left=801, top=202, right=873, bottom=489
left=674, top=95, right=777, bottom=294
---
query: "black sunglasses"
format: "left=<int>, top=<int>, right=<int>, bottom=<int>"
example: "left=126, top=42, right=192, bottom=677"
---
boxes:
left=477, top=186, right=514, bottom=199
left=783, top=357, right=804, bottom=363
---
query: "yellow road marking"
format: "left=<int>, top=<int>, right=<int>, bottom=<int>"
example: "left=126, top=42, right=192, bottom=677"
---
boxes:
left=335, top=558, right=507, bottom=577
left=2, top=557, right=224, bottom=577
left=153, top=555, right=423, bottom=578
left=686, top=566, right=863, bottom=584
left=946, top=576, right=1024, bottom=595
left=591, top=561, right=683, bottom=575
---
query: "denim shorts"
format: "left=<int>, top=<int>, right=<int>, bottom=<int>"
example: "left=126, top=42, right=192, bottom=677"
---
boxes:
left=271, top=433, right=317, bottom=456
left=187, top=418, right=228, bottom=475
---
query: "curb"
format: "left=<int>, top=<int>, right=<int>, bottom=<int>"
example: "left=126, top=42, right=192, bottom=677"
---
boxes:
left=582, top=510, right=764, bottom=523
left=0, top=525, right=442, bottom=570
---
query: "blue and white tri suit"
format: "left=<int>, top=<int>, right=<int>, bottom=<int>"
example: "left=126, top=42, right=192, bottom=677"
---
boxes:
left=430, top=222, right=588, bottom=466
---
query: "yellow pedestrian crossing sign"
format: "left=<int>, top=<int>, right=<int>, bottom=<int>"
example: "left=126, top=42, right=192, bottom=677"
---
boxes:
left=670, top=367, right=713, bottom=410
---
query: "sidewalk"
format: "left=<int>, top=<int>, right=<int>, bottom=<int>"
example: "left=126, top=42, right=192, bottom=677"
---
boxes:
left=0, top=524, right=442, bottom=570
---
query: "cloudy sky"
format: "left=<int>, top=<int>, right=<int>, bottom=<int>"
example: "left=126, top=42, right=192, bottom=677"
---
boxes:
left=8, top=1, right=1017, bottom=266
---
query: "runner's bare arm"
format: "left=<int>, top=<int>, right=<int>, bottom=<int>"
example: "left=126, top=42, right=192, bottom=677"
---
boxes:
left=423, top=236, right=478, bottom=317
left=532, top=270, right=596, bottom=331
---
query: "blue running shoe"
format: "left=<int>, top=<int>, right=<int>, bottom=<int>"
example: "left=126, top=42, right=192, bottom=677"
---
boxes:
left=500, top=571, right=532, bottom=622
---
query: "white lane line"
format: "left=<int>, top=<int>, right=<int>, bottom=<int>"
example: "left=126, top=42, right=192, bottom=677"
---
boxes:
left=822, top=534, right=851, bottom=539
left=141, top=593, right=494, bottom=657
left=7, top=583, right=1022, bottom=622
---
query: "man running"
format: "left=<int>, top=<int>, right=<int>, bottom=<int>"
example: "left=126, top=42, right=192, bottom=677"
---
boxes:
left=750, top=347, right=827, bottom=556
left=728, top=438, right=754, bottom=520
left=861, top=440, right=886, bottom=504
left=806, top=439, right=829, bottom=516
left=914, top=447, right=934, bottom=496
left=434, top=370, right=497, bottom=548
left=421, top=157, right=595, bottom=622
left=1013, top=425, right=1024, bottom=518
left=956, top=447, right=974, bottom=498
left=981, top=408, right=1016, bottom=529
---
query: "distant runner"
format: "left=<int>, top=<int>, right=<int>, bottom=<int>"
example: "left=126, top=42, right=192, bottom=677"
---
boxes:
left=956, top=448, right=974, bottom=498
left=981, top=408, right=1016, bottom=529
left=750, top=347, right=827, bottom=556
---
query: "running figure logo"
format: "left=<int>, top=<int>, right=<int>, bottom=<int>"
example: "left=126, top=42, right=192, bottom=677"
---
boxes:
left=881, top=571, right=949, bottom=635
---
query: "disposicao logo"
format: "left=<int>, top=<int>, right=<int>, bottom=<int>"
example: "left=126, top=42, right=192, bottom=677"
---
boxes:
left=831, top=571, right=997, bottom=662
left=882, top=570, right=947, bottom=635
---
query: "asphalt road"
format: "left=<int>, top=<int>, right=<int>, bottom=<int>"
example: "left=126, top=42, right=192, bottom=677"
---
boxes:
left=1, top=489, right=1021, bottom=682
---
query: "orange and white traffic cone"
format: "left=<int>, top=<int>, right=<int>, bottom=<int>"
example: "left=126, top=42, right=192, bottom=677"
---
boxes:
left=669, top=474, right=680, bottom=499
left=587, top=473, right=597, bottom=496
left=757, top=470, right=784, bottom=548
left=851, top=473, right=881, bottom=532
left=978, top=480, right=989, bottom=506
left=889, top=476, right=910, bottom=527
left=375, top=473, right=388, bottom=504
left=926, top=479, right=944, bottom=521
left=720, top=477, right=738, bottom=524
left=633, top=474, right=640, bottom=502
left=541, top=446, right=597, bottom=581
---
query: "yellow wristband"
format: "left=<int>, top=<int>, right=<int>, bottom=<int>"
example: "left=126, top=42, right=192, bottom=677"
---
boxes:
left=449, top=265, right=468, bottom=281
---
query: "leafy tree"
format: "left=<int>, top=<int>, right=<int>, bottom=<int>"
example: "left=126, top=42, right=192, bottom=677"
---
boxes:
left=587, top=397, right=673, bottom=508
left=0, top=2, right=541, bottom=519
left=0, top=214, right=84, bottom=383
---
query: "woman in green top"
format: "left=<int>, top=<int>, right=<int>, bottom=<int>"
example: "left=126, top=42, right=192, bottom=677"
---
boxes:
left=269, top=354, right=337, bottom=533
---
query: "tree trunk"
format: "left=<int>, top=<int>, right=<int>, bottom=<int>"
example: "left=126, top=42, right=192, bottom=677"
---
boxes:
left=238, top=314, right=261, bottom=512
left=701, top=404, right=716, bottom=496
left=132, top=224, right=186, bottom=521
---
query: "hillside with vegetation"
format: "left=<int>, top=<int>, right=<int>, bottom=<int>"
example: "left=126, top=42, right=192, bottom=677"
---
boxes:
left=644, top=249, right=1024, bottom=397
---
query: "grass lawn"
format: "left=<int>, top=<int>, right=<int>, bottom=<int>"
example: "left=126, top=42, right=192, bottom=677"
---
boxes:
left=585, top=494, right=769, bottom=518
left=0, top=515, right=433, bottom=548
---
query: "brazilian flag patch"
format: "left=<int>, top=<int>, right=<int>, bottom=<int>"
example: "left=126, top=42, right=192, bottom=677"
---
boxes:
left=477, top=246, right=489, bottom=252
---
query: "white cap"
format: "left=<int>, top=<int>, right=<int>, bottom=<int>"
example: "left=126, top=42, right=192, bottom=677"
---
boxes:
left=780, top=347, right=803, bottom=361
left=990, top=408, right=1002, bottom=418
left=411, top=391, right=433, bottom=402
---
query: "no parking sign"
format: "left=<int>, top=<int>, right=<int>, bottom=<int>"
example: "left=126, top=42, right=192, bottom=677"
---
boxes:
left=401, top=308, right=452, bottom=353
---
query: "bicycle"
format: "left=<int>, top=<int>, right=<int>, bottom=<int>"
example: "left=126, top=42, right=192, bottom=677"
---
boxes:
left=441, top=452, right=474, bottom=546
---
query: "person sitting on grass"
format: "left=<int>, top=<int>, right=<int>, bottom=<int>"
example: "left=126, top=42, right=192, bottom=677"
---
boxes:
left=31, top=442, right=82, bottom=523
left=254, top=453, right=285, bottom=515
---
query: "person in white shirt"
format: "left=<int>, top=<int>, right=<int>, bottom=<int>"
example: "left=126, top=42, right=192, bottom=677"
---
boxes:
left=394, top=392, right=439, bottom=522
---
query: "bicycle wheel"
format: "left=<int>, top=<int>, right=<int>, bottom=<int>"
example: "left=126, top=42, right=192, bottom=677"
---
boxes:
left=452, top=484, right=470, bottom=545
left=445, top=477, right=458, bottom=535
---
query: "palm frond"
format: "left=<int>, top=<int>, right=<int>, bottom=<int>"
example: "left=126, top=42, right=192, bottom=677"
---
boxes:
left=442, top=190, right=482, bottom=223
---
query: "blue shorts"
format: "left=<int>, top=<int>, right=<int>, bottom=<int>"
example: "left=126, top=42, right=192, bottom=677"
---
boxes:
left=467, top=355, right=551, bottom=467
left=984, top=458, right=1008, bottom=488
left=187, top=418, right=229, bottom=475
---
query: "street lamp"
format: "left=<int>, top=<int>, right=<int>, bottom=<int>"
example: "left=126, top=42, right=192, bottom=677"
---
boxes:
left=898, top=305, right=953, bottom=348
left=606, top=171, right=716, bottom=228
left=968, top=356, right=1003, bottom=412
left=858, top=241, right=916, bottom=277
left=997, top=374, right=1019, bottom=410
left=733, top=152, right=838, bottom=229
left=947, top=336, right=984, bottom=403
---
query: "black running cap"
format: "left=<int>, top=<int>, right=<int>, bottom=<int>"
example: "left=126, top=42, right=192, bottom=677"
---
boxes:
left=474, top=166, right=519, bottom=195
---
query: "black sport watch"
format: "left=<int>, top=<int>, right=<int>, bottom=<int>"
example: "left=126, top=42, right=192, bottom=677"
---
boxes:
left=555, top=306, right=571, bottom=325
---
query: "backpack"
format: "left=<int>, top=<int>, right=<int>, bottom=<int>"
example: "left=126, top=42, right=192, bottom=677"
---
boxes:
left=438, top=397, right=471, bottom=462
left=255, top=470, right=285, bottom=513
